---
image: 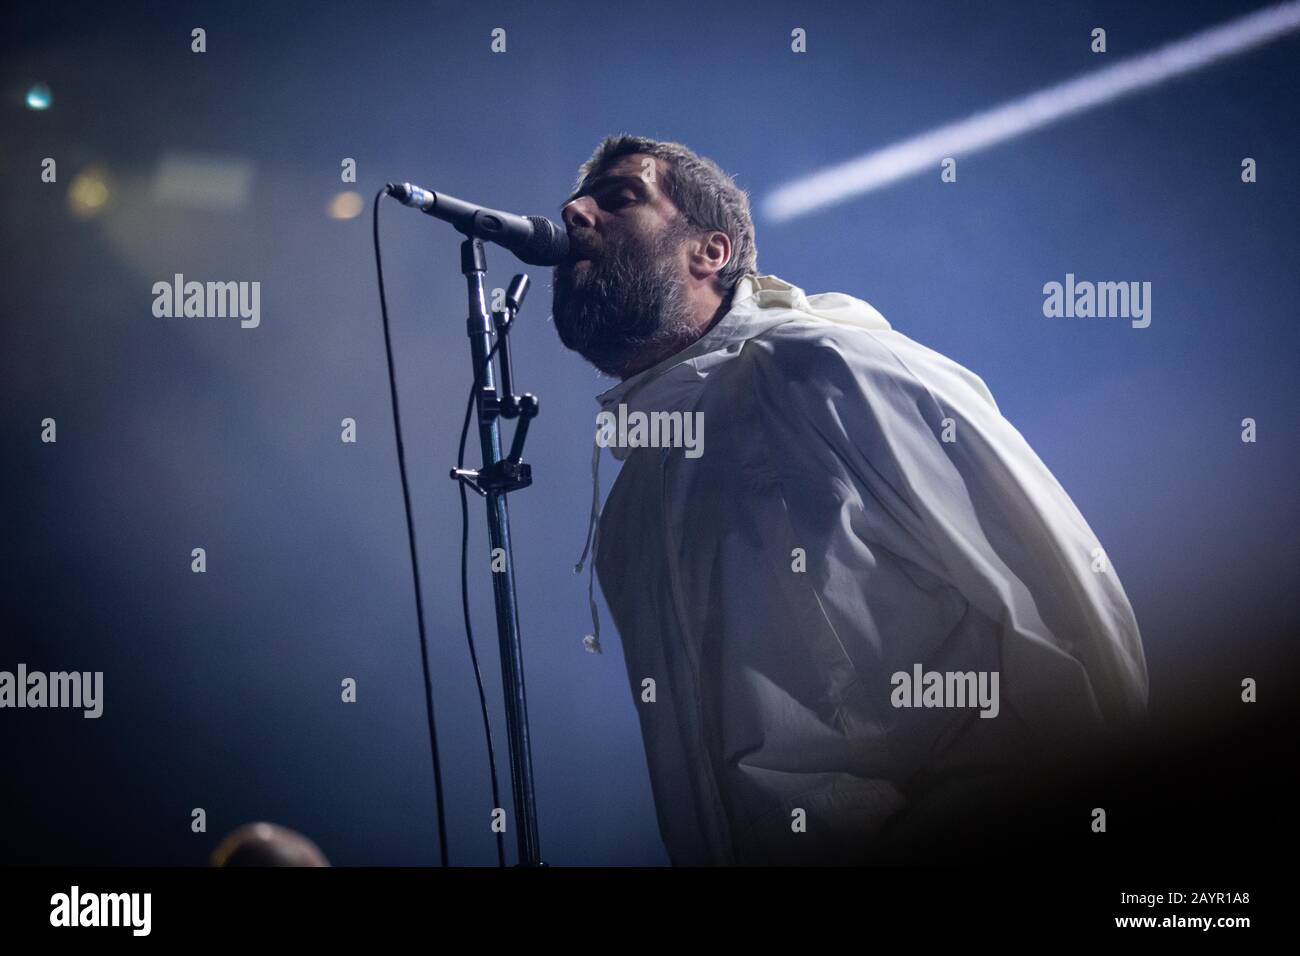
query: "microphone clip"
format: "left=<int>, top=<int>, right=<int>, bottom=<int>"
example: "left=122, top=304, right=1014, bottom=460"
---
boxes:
left=449, top=276, right=540, bottom=497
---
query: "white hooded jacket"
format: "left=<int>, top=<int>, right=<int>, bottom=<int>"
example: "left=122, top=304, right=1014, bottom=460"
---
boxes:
left=576, top=273, right=1148, bottom=865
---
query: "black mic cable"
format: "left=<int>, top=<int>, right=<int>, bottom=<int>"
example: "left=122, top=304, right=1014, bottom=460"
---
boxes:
left=372, top=188, right=508, bottom=868
left=372, top=188, right=449, bottom=867
left=456, top=332, right=509, bottom=870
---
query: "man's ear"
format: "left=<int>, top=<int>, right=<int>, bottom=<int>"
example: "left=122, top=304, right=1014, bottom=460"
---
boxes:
left=688, top=230, right=732, bottom=284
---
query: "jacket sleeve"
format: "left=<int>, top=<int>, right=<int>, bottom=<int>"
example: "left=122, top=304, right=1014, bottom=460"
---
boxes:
left=746, top=324, right=1150, bottom=739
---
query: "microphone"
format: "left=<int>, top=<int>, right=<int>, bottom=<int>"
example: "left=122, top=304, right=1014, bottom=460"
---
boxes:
left=385, top=182, right=571, bottom=266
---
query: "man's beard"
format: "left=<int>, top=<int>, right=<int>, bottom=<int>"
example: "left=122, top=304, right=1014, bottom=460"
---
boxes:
left=551, top=220, right=700, bottom=378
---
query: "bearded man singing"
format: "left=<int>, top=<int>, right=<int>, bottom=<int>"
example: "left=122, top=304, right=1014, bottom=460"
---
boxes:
left=552, top=134, right=1148, bottom=866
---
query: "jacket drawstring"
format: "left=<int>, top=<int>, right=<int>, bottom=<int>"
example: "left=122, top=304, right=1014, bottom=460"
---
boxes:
left=575, top=434, right=603, bottom=653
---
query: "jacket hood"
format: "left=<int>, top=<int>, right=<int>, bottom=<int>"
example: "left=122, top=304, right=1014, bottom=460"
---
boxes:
left=573, top=273, right=891, bottom=653
left=594, top=273, right=892, bottom=460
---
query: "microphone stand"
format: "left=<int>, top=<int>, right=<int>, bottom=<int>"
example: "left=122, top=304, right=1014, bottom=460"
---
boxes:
left=448, top=237, right=544, bottom=867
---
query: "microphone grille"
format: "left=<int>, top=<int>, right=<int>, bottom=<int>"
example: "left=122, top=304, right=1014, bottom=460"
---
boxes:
left=524, top=216, right=570, bottom=266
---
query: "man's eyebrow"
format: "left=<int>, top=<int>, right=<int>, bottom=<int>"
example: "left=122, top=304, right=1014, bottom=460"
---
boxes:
left=561, top=174, right=648, bottom=210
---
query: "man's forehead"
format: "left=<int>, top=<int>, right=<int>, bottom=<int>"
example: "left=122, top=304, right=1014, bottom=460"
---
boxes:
left=602, top=153, right=663, bottom=181
left=564, top=153, right=665, bottom=206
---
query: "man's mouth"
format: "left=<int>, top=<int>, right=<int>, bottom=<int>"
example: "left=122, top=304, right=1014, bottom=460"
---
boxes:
left=564, top=235, right=598, bottom=266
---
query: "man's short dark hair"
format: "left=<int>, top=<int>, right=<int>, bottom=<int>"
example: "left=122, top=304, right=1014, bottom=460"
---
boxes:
left=570, top=134, right=759, bottom=298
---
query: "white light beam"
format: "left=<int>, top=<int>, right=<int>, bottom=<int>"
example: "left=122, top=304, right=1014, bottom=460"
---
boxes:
left=762, top=2, right=1300, bottom=222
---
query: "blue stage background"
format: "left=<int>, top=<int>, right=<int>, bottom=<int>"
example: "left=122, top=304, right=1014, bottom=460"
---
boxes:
left=2, top=0, right=1296, bottom=865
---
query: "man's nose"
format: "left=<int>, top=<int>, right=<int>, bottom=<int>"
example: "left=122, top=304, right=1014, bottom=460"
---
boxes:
left=561, top=195, right=597, bottom=232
